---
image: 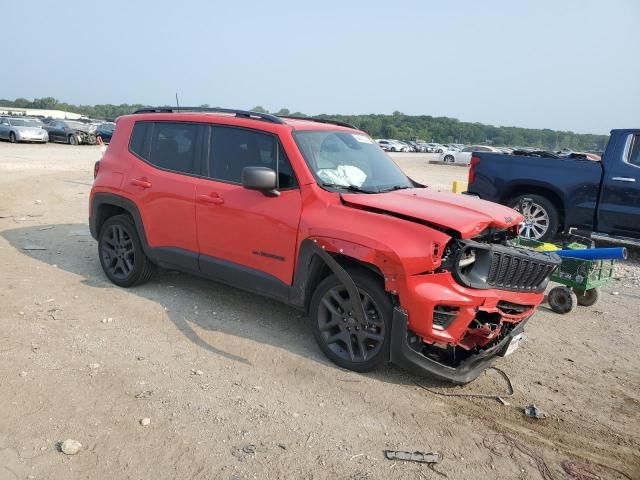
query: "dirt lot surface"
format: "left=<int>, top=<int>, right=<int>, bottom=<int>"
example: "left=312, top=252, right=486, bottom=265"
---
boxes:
left=1, top=143, right=639, bottom=480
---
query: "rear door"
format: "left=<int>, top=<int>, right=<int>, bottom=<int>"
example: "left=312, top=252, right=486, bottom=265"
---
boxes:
left=194, top=125, right=301, bottom=296
left=597, top=133, right=640, bottom=237
left=122, top=120, right=205, bottom=270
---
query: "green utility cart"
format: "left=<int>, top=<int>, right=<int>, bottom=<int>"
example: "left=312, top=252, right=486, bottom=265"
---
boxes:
left=512, top=237, right=615, bottom=314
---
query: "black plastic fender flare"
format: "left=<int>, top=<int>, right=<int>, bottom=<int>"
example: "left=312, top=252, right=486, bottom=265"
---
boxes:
left=310, top=241, right=367, bottom=326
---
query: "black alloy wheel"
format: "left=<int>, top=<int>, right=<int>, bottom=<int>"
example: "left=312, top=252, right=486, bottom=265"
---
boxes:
left=98, top=214, right=156, bottom=287
left=101, top=223, right=135, bottom=280
left=311, top=269, right=392, bottom=372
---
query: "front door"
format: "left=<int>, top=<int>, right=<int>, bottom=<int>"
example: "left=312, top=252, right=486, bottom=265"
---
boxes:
left=47, top=121, right=63, bottom=142
left=195, top=125, right=301, bottom=297
left=598, top=133, right=640, bottom=237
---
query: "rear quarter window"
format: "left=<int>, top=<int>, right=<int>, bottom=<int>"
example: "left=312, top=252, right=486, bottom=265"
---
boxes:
left=129, top=122, right=151, bottom=159
left=628, top=135, right=640, bottom=167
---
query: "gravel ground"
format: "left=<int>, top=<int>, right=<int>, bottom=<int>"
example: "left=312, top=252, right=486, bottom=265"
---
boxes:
left=0, top=143, right=638, bottom=480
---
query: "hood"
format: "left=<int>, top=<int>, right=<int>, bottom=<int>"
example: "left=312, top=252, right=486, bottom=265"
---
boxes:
left=341, top=188, right=522, bottom=238
left=72, top=124, right=96, bottom=134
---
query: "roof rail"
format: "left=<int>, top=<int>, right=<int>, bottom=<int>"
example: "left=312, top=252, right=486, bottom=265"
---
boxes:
left=132, top=107, right=284, bottom=124
left=279, top=115, right=357, bottom=129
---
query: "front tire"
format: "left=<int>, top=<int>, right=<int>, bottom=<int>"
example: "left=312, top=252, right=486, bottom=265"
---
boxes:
left=98, top=214, right=156, bottom=287
left=9, top=132, right=17, bottom=143
left=443, top=155, right=454, bottom=163
left=548, top=286, right=577, bottom=314
left=68, top=134, right=78, bottom=145
left=310, top=269, right=392, bottom=372
left=508, top=194, right=559, bottom=242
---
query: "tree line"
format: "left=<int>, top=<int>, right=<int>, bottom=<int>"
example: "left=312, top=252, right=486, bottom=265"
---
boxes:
left=0, top=97, right=608, bottom=151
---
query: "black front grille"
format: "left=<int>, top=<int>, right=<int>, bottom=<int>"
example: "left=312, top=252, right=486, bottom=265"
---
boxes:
left=450, top=240, right=561, bottom=293
left=487, top=251, right=556, bottom=291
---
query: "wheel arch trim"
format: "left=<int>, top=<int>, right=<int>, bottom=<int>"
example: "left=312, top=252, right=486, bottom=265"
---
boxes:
left=90, top=192, right=151, bottom=255
left=291, top=237, right=401, bottom=310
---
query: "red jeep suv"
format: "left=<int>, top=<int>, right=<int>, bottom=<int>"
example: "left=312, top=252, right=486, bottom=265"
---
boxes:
left=89, top=107, right=559, bottom=384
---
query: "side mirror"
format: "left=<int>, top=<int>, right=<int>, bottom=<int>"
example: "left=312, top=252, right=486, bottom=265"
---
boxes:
left=241, top=166, right=279, bottom=196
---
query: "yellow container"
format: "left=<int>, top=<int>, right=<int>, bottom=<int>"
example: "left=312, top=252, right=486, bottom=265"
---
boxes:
left=451, top=181, right=468, bottom=194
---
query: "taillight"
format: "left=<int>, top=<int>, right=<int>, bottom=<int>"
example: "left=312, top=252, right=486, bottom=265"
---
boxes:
left=93, top=161, right=100, bottom=179
left=468, top=155, right=480, bottom=184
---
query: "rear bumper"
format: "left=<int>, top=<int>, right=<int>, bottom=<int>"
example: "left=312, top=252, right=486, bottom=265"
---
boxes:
left=390, top=307, right=527, bottom=384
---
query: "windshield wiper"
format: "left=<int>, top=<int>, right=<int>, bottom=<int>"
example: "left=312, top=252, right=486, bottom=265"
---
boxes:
left=321, top=183, right=376, bottom=194
left=378, top=185, right=412, bottom=193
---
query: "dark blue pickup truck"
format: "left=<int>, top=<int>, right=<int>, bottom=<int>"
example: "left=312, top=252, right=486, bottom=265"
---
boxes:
left=466, top=129, right=640, bottom=243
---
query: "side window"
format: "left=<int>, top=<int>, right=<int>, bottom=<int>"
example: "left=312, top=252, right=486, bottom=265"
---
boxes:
left=277, top=144, right=297, bottom=189
left=208, top=126, right=297, bottom=188
left=148, top=122, right=199, bottom=174
left=129, top=121, right=200, bottom=175
left=129, top=121, right=151, bottom=159
left=628, top=135, right=640, bottom=167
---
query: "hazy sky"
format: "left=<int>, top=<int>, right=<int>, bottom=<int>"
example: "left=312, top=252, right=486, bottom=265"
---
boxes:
left=3, top=0, right=639, bottom=134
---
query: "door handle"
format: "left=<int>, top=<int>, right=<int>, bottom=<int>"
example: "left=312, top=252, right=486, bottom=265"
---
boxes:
left=611, top=176, right=636, bottom=183
left=131, top=178, right=152, bottom=188
left=198, top=193, right=224, bottom=205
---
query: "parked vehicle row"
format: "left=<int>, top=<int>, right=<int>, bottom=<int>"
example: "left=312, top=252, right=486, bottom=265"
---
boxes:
left=375, top=139, right=413, bottom=152
left=375, top=139, right=468, bottom=154
left=0, top=116, right=115, bottom=145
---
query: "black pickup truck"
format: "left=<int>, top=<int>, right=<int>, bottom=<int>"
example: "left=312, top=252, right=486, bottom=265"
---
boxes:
left=466, top=129, right=640, bottom=243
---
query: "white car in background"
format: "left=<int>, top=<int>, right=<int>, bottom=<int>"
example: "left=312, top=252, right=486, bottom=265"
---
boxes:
left=439, top=145, right=502, bottom=165
left=375, top=139, right=411, bottom=152
left=425, top=143, right=445, bottom=153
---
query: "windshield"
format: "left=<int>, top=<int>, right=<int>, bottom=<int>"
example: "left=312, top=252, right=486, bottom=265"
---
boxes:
left=293, top=130, right=412, bottom=193
left=10, top=118, right=28, bottom=126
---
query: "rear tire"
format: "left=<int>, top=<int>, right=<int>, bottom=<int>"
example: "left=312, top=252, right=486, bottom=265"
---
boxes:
left=98, top=214, right=156, bottom=287
left=508, top=194, right=559, bottom=242
left=310, top=269, right=392, bottom=372
left=574, top=288, right=599, bottom=307
left=443, top=155, right=454, bottom=163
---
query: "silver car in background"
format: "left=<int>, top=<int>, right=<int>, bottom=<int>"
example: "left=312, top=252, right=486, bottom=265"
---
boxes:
left=439, top=145, right=502, bottom=165
left=0, top=117, right=49, bottom=143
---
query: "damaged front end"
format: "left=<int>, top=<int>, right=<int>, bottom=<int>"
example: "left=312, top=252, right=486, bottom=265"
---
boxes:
left=74, top=128, right=98, bottom=145
left=392, top=228, right=560, bottom=383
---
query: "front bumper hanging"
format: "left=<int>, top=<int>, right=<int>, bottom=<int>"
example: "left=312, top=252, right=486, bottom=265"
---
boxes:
left=390, top=307, right=527, bottom=384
